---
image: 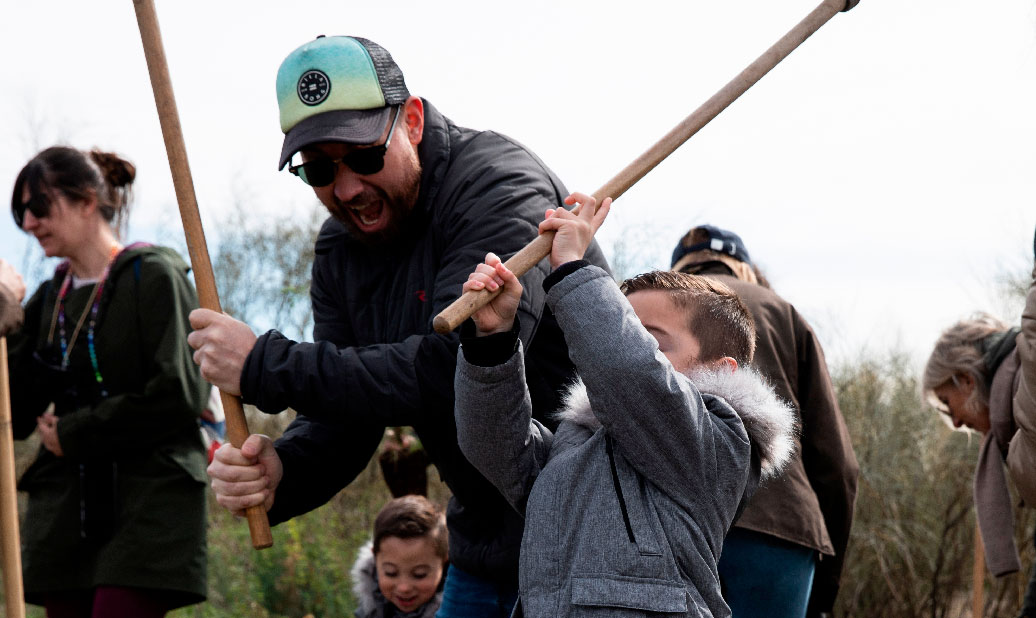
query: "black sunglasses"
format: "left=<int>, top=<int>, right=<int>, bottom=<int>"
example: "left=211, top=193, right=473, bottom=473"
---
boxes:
left=289, top=105, right=403, bottom=187
left=12, top=189, right=52, bottom=229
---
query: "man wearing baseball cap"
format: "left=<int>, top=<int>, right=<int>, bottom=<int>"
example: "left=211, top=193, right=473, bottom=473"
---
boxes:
left=671, top=225, right=858, bottom=618
left=189, top=35, right=608, bottom=616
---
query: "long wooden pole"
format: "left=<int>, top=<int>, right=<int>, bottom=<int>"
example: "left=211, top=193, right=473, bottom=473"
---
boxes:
left=434, top=0, right=857, bottom=334
left=131, top=0, right=272, bottom=549
left=973, top=523, right=985, bottom=617
left=0, top=337, right=26, bottom=618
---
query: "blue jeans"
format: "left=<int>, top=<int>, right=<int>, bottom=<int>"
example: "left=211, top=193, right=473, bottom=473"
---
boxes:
left=435, top=564, right=519, bottom=618
left=718, top=527, right=816, bottom=618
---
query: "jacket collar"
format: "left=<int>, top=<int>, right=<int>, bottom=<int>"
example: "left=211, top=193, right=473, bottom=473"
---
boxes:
left=413, top=98, right=451, bottom=220
left=988, top=348, right=1020, bottom=454
left=982, top=327, right=1020, bottom=383
left=555, top=365, right=797, bottom=480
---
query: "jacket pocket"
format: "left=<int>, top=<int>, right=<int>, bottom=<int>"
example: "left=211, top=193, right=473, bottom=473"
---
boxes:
left=570, top=575, right=688, bottom=613
left=606, top=435, right=663, bottom=557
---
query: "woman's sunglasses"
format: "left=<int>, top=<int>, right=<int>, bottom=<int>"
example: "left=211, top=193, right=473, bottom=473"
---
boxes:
left=12, top=190, right=52, bottom=228
left=289, top=105, right=403, bottom=187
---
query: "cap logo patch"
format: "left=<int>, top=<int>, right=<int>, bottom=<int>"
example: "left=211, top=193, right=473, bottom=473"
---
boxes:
left=297, top=70, right=331, bottom=106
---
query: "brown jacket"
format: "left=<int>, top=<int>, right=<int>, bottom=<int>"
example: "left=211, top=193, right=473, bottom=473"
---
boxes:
left=707, top=273, right=860, bottom=613
left=1011, top=264, right=1036, bottom=506
left=0, top=283, right=23, bottom=337
left=977, top=263, right=1036, bottom=575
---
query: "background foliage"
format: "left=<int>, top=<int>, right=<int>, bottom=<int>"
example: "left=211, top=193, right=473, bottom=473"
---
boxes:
left=834, top=352, right=1034, bottom=617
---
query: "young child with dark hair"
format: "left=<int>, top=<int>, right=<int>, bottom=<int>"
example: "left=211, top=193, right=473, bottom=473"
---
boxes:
left=351, top=495, right=448, bottom=618
left=454, top=193, right=797, bottom=617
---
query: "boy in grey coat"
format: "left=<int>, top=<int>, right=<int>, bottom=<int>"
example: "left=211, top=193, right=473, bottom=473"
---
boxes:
left=453, top=193, right=797, bottom=617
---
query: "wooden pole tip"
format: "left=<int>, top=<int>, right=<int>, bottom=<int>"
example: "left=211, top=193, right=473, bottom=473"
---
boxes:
left=433, top=315, right=453, bottom=335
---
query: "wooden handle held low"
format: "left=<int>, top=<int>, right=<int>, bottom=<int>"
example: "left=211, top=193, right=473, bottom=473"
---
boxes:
left=433, top=0, right=848, bottom=334
left=0, top=338, right=26, bottom=618
left=132, top=0, right=273, bottom=549
left=972, top=523, right=985, bottom=618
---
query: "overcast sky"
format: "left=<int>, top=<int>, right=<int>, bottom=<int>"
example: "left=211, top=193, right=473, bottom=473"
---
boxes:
left=2, top=0, right=1034, bottom=368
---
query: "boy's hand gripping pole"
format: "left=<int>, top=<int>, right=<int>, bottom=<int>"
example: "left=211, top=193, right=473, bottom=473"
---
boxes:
left=132, top=0, right=273, bottom=549
left=434, top=0, right=859, bottom=334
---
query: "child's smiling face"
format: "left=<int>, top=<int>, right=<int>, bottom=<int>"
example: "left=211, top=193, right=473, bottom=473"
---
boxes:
left=375, top=535, right=444, bottom=613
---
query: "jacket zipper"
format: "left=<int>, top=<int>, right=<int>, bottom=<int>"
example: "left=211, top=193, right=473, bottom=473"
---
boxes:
left=606, top=434, right=637, bottom=544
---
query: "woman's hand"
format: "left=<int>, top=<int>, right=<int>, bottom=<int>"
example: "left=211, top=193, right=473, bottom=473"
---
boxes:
left=463, top=252, right=523, bottom=336
left=539, top=193, right=612, bottom=270
left=37, top=412, right=64, bottom=457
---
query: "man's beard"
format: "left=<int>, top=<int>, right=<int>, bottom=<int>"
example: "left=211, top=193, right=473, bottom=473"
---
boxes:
left=330, top=156, right=422, bottom=246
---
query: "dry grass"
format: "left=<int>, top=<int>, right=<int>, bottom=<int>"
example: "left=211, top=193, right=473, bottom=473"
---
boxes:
left=834, top=351, right=1034, bottom=617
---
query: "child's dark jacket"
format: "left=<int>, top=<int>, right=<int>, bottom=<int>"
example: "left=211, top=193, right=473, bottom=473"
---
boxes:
left=455, top=264, right=796, bottom=617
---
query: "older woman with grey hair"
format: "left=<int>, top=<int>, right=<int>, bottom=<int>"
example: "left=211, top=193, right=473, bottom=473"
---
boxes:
left=923, top=265, right=1036, bottom=618
left=923, top=313, right=1016, bottom=434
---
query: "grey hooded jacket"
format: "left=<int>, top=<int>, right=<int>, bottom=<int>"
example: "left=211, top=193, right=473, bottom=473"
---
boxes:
left=455, top=265, right=796, bottom=617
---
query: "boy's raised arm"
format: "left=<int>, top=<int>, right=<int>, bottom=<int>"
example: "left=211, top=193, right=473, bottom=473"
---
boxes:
left=454, top=251, right=552, bottom=514
left=453, top=193, right=610, bottom=513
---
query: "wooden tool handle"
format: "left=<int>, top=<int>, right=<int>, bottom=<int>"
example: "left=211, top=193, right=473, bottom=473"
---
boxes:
left=972, top=523, right=985, bottom=618
left=0, top=338, right=26, bottom=618
left=132, top=0, right=272, bottom=549
left=433, top=0, right=847, bottom=334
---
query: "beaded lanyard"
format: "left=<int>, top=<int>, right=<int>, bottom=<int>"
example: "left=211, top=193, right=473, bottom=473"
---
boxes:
left=49, top=244, right=121, bottom=398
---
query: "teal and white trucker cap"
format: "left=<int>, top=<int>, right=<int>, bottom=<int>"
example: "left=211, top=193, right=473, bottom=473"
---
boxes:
left=276, top=35, right=410, bottom=169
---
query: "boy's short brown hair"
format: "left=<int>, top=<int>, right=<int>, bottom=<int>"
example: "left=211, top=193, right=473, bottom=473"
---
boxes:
left=620, top=271, right=755, bottom=366
left=373, top=495, right=449, bottom=563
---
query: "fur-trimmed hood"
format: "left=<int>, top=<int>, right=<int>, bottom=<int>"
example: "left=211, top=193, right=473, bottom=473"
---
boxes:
left=555, top=365, right=797, bottom=479
left=351, top=541, right=380, bottom=617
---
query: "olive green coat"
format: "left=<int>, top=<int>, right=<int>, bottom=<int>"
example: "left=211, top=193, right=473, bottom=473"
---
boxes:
left=6, top=244, right=208, bottom=607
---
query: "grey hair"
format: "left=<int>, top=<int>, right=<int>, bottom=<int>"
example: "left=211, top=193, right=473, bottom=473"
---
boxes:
left=922, top=313, right=1009, bottom=416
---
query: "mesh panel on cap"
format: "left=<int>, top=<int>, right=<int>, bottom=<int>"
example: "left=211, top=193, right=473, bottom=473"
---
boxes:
left=353, top=37, right=410, bottom=105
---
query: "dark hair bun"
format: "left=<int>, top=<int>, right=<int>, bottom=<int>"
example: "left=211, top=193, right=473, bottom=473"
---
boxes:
left=89, top=150, right=136, bottom=189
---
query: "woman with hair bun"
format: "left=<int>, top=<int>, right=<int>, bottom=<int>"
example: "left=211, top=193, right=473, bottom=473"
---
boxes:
left=923, top=241, right=1036, bottom=618
left=4, top=145, right=209, bottom=617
